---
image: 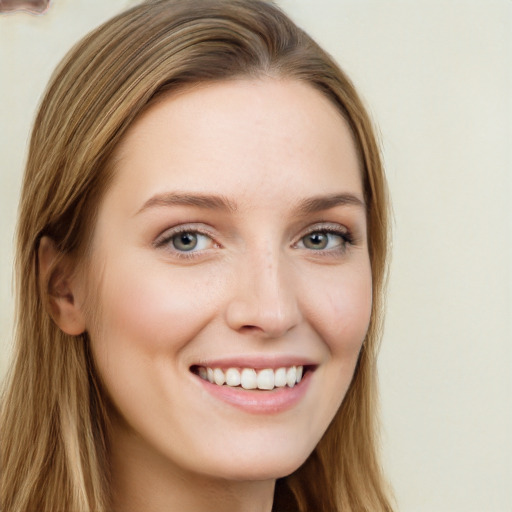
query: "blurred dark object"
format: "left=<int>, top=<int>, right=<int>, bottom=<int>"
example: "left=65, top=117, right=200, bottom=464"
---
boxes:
left=0, top=0, right=50, bottom=14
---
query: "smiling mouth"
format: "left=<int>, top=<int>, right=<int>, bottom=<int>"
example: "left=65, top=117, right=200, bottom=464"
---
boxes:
left=191, top=365, right=313, bottom=391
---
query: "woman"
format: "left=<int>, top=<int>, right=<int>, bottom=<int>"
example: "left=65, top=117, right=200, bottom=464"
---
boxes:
left=0, top=0, right=392, bottom=511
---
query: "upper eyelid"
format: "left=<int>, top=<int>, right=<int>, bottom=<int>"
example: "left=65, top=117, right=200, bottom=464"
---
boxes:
left=154, top=224, right=216, bottom=242
left=300, top=222, right=348, bottom=233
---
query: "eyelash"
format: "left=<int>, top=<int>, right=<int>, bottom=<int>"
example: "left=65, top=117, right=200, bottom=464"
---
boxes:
left=153, top=223, right=354, bottom=260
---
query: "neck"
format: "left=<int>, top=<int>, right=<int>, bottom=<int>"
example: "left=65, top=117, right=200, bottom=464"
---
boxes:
left=109, top=425, right=276, bottom=512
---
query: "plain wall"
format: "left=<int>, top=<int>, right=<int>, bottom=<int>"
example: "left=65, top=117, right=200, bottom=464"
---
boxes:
left=1, top=1, right=511, bottom=511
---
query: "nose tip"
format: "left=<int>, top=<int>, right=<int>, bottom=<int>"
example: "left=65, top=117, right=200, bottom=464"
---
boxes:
left=224, top=257, right=301, bottom=339
left=226, top=296, right=299, bottom=339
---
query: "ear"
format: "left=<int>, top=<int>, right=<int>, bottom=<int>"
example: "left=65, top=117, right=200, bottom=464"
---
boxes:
left=38, top=236, right=86, bottom=336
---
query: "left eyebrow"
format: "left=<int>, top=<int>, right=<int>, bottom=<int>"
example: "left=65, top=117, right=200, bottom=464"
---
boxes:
left=294, top=193, right=366, bottom=215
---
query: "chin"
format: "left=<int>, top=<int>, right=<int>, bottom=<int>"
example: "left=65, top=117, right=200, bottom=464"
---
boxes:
left=198, top=442, right=314, bottom=482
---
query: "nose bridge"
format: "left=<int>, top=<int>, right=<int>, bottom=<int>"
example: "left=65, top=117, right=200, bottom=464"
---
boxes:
left=225, top=241, right=301, bottom=338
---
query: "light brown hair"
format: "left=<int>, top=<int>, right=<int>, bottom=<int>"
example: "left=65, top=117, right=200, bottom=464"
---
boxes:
left=1, top=1, right=393, bottom=510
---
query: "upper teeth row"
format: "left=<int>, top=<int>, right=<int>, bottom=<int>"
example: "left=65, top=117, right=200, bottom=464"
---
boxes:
left=198, top=366, right=304, bottom=390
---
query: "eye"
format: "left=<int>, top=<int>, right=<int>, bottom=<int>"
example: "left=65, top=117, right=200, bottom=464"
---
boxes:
left=155, top=228, right=216, bottom=254
left=297, top=228, right=350, bottom=251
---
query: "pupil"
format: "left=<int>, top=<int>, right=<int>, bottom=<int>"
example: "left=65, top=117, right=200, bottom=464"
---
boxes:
left=174, top=232, right=197, bottom=251
left=306, top=232, right=327, bottom=249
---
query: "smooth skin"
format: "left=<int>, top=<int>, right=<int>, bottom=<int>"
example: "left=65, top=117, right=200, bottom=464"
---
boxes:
left=47, top=78, right=372, bottom=512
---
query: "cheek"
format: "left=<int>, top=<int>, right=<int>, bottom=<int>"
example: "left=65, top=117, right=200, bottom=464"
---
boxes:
left=84, top=258, right=227, bottom=434
left=306, top=262, right=373, bottom=357
left=89, top=257, right=223, bottom=355
left=292, top=261, right=372, bottom=441
left=330, top=284, right=372, bottom=350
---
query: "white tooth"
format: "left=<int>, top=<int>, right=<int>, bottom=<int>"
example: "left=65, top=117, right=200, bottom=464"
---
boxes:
left=213, top=368, right=225, bottom=386
left=207, top=367, right=214, bottom=383
left=240, top=368, right=257, bottom=390
left=198, top=367, right=208, bottom=381
left=274, top=367, right=287, bottom=387
left=296, top=365, right=303, bottom=383
left=257, top=369, right=275, bottom=390
left=225, top=368, right=241, bottom=387
left=286, top=366, right=297, bottom=388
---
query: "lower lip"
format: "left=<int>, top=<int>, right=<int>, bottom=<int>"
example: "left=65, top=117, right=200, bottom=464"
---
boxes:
left=194, top=371, right=312, bottom=414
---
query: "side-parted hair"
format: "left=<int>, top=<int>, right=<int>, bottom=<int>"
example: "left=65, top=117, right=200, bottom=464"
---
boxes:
left=0, top=1, right=392, bottom=511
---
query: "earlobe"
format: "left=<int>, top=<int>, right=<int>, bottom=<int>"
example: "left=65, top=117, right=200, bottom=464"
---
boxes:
left=38, top=236, right=86, bottom=336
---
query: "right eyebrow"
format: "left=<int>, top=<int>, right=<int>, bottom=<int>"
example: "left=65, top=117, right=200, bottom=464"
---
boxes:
left=135, top=192, right=238, bottom=216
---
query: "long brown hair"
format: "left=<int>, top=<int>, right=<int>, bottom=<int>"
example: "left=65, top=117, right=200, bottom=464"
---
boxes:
left=0, top=1, right=392, bottom=510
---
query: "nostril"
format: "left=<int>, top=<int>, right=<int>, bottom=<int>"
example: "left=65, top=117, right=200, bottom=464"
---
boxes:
left=239, top=324, right=263, bottom=333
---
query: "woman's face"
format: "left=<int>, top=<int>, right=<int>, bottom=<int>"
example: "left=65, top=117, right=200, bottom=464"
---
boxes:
left=83, top=78, right=372, bottom=481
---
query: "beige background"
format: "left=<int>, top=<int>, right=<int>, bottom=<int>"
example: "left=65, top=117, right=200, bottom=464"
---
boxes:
left=1, top=1, right=511, bottom=510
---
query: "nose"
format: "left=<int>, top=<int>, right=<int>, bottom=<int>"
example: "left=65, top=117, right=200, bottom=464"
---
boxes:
left=224, top=248, right=302, bottom=339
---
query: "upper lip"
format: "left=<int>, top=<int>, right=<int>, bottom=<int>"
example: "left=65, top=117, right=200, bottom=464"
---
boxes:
left=190, top=355, right=318, bottom=370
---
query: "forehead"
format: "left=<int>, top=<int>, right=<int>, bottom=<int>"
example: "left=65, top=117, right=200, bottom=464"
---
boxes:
left=104, top=78, right=363, bottom=216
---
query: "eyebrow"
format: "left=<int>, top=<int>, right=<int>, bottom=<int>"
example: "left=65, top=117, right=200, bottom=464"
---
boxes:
left=136, top=191, right=365, bottom=216
left=136, top=192, right=238, bottom=215
left=294, top=193, right=366, bottom=215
